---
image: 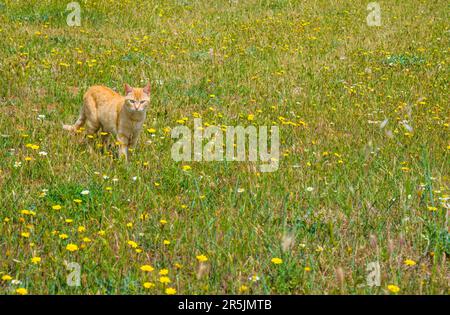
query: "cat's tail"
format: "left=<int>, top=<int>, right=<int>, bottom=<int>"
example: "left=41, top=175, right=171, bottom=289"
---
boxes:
left=63, top=108, right=86, bottom=131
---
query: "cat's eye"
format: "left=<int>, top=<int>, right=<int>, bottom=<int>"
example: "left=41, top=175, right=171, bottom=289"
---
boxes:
left=140, top=100, right=146, bottom=104
left=129, top=100, right=136, bottom=104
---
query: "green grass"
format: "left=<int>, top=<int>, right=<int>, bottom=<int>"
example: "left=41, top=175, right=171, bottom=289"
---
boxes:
left=0, top=0, right=448, bottom=295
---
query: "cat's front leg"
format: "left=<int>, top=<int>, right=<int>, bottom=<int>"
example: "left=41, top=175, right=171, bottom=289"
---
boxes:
left=129, top=130, right=141, bottom=148
left=117, top=134, right=129, bottom=161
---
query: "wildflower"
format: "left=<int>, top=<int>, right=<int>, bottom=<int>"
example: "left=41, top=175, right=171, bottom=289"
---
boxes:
left=65, top=219, right=73, bottom=223
left=80, top=190, right=90, bottom=195
left=82, top=237, right=91, bottom=243
left=126, top=222, right=133, bottom=228
left=159, top=269, right=169, bottom=275
left=98, top=230, right=106, bottom=236
left=2, top=275, right=12, bottom=281
left=237, top=188, right=245, bottom=193
left=271, top=257, right=283, bottom=265
left=239, top=285, right=249, bottom=293
left=77, top=226, right=86, bottom=233
left=165, top=287, right=176, bottom=295
left=127, top=241, right=138, bottom=248
left=147, top=128, right=156, bottom=133
left=73, top=199, right=82, bottom=204
left=196, top=255, right=208, bottom=262
left=404, top=259, right=416, bottom=266
left=52, top=205, right=62, bottom=211
left=427, top=206, right=438, bottom=211
left=59, top=234, right=68, bottom=240
left=21, top=232, right=30, bottom=238
left=31, top=257, right=41, bottom=264
left=16, top=288, right=28, bottom=295
left=315, top=246, right=324, bottom=252
left=182, top=165, right=191, bottom=171
left=387, top=284, right=400, bottom=293
left=159, top=276, right=171, bottom=284
left=143, top=282, right=155, bottom=289
left=160, top=219, right=167, bottom=225
left=66, top=244, right=79, bottom=252
left=304, top=266, right=311, bottom=272
left=306, top=187, right=314, bottom=192
left=140, top=265, right=154, bottom=272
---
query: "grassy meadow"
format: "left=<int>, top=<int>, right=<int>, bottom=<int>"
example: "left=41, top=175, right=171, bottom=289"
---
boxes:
left=0, top=0, right=449, bottom=295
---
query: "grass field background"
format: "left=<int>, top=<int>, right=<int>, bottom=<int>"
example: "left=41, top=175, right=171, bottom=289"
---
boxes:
left=0, top=0, right=448, bottom=294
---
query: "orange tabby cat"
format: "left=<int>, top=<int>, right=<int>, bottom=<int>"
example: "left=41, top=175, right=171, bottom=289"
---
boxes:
left=63, top=83, right=150, bottom=160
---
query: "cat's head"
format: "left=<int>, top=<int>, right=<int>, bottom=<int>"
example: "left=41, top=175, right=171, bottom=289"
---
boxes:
left=124, top=83, right=150, bottom=112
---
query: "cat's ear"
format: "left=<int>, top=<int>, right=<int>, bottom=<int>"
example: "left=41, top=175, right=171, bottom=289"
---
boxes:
left=124, top=83, right=133, bottom=95
left=143, top=83, right=151, bottom=95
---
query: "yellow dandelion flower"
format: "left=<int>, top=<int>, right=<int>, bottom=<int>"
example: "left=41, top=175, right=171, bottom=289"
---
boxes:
left=98, top=230, right=106, bottom=236
left=52, top=205, right=62, bottom=211
left=77, top=226, right=86, bottom=233
left=239, top=285, right=249, bottom=293
left=196, top=255, right=208, bottom=262
left=304, top=266, right=311, bottom=272
left=140, top=265, right=154, bottom=272
left=163, top=240, right=171, bottom=245
left=21, top=232, right=30, bottom=238
left=182, top=165, right=191, bottom=171
left=159, top=276, right=171, bottom=284
left=1, top=275, right=12, bottom=281
left=165, top=287, right=176, bottom=295
left=16, top=288, right=28, bottom=295
left=143, top=282, right=155, bottom=289
left=160, top=219, right=167, bottom=225
left=404, top=259, right=416, bottom=266
left=387, top=284, right=400, bottom=293
left=159, top=269, right=169, bottom=275
left=127, top=240, right=138, bottom=248
left=66, top=244, right=79, bottom=252
left=271, top=257, right=283, bottom=265
left=31, top=257, right=41, bottom=264
left=59, top=234, right=68, bottom=240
